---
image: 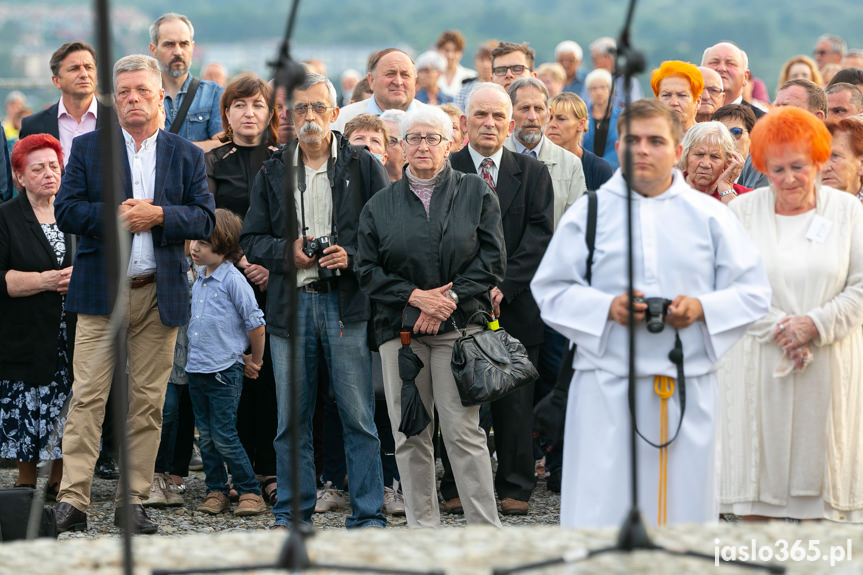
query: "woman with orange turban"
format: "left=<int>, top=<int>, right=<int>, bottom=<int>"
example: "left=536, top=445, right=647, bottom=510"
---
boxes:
left=719, top=106, right=863, bottom=521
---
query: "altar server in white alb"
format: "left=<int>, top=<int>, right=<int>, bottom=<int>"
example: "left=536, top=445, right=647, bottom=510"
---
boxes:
left=531, top=100, right=771, bottom=528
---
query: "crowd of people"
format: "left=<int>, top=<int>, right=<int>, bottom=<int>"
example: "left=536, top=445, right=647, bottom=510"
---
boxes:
left=1, top=14, right=863, bottom=535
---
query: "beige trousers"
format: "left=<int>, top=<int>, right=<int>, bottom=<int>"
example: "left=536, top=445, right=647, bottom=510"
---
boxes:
left=58, top=282, right=178, bottom=510
left=380, top=328, right=501, bottom=527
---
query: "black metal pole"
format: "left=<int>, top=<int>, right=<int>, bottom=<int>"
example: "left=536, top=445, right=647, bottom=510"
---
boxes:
left=94, top=1, right=133, bottom=573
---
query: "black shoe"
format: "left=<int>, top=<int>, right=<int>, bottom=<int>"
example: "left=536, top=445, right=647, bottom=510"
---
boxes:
left=95, top=454, right=120, bottom=480
left=55, top=502, right=88, bottom=533
left=114, top=504, right=157, bottom=534
left=547, top=469, right=561, bottom=494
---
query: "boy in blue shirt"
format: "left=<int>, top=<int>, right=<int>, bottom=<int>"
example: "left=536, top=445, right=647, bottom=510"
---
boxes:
left=186, top=208, right=267, bottom=516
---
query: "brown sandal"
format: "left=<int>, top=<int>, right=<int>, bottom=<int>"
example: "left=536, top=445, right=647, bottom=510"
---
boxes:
left=260, top=477, right=278, bottom=505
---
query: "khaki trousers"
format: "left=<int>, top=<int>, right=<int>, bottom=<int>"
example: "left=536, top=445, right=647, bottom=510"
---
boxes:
left=58, top=282, right=178, bottom=510
left=380, top=328, right=501, bottom=527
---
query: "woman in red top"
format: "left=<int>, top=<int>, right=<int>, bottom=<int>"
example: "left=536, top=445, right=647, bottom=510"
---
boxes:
left=679, top=121, right=751, bottom=205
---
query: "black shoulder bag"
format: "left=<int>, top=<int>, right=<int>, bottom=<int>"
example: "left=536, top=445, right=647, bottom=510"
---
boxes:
left=532, top=189, right=597, bottom=440
left=168, top=77, right=201, bottom=135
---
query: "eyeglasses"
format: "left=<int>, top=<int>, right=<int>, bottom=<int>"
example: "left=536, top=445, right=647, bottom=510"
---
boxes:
left=728, top=127, right=745, bottom=138
left=292, top=102, right=332, bottom=116
left=404, top=133, right=444, bottom=146
left=814, top=50, right=830, bottom=56
left=703, top=87, right=725, bottom=97
left=492, top=64, right=528, bottom=77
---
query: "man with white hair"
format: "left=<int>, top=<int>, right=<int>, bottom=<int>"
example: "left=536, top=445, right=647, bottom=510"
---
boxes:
left=701, top=41, right=764, bottom=119
left=414, top=51, right=452, bottom=105
left=588, top=36, right=643, bottom=110
left=241, top=73, right=389, bottom=529
left=448, top=82, right=553, bottom=516
left=333, top=48, right=428, bottom=131
left=814, top=34, right=846, bottom=70
left=149, top=13, right=223, bottom=149
left=555, top=40, right=585, bottom=96
left=696, top=66, right=724, bottom=123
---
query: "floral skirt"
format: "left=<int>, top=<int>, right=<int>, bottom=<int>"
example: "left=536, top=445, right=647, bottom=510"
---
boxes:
left=0, top=316, right=72, bottom=462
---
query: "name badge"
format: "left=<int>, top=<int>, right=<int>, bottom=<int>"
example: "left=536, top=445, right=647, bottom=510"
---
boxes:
left=806, top=215, right=832, bottom=243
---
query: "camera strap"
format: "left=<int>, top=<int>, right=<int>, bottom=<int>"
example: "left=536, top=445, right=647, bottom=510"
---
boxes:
left=295, top=143, right=338, bottom=239
left=630, top=330, right=686, bottom=450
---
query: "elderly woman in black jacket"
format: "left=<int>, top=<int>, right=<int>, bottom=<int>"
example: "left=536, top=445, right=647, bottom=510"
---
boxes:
left=357, top=106, right=505, bottom=527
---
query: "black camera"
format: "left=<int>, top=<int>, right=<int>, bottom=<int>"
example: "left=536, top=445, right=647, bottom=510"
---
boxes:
left=634, top=296, right=672, bottom=333
left=302, top=234, right=340, bottom=281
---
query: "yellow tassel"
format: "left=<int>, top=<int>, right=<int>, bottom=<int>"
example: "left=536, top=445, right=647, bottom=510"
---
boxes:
left=654, top=375, right=675, bottom=527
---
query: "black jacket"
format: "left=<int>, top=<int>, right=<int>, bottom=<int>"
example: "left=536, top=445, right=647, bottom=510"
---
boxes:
left=240, top=132, right=389, bottom=337
left=205, top=141, right=280, bottom=217
left=0, top=193, right=75, bottom=385
left=357, top=163, right=506, bottom=347
left=450, top=146, right=554, bottom=347
left=20, top=99, right=112, bottom=141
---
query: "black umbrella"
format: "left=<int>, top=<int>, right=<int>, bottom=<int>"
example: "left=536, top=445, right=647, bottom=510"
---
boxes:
left=397, top=331, right=430, bottom=437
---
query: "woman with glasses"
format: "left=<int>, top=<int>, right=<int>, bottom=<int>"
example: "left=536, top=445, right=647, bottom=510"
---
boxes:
left=582, top=69, right=620, bottom=170
left=679, top=121, right=750, bottom=204
left=357, top=106, right=505, bottom=527
left=712, top=104, right=768, bottom=190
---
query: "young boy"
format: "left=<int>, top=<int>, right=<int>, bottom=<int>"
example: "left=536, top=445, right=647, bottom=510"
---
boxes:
left=186, top=208, right=267, bottom=516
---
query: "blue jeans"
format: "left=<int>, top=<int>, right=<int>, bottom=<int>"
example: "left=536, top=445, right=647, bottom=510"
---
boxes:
left=270, top=290, right=384, bottom=528
left=187, top=364, right=259, bottom=496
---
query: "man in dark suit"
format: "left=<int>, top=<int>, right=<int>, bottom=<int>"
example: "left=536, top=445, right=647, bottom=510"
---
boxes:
left=19, top=41, right=111, bottom=162
left=53, top=54, right=214, bottom=534
left=448, top=82, right=554, bottom=515
left=701, top=42, right=765, bottom=120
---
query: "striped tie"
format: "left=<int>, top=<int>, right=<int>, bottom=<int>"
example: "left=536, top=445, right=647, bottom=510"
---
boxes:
left=480, top=157, right=495, bottom=191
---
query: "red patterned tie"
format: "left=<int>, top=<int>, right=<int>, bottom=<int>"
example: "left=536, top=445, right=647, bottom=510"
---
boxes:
left=479, top=157, right=496, bottom=191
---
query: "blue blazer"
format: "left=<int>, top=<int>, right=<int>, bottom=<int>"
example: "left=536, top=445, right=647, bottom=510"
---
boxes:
left=55, top=128, right=215, bottom=326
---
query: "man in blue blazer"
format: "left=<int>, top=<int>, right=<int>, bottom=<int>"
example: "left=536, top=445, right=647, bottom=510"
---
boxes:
left=53, top=54, right=214, bottom=534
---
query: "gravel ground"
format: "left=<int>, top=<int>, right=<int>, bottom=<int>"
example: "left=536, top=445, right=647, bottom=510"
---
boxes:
left=0, top=459, right=560, bottom=538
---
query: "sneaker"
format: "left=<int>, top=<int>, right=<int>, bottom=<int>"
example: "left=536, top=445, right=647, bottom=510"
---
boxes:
left=196, top=491, right=230, bottom=514
left=235, top=493, right=267, bottom=516
left=165, top=474, right=187, bottom=494
left=314, top=481, right=346, bottom=513
left=189, top=442, right=203, bottom=471
left=162, top=474, right=184, bottom=506
left=143, top=473, right=168, bottom=507
left=383, top=481, right=405, bottom=516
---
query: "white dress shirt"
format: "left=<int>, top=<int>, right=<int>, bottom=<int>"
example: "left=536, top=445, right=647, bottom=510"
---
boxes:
left=466, top=144, right=504, bottom=187
left=123, top=129, right=158, bottom=277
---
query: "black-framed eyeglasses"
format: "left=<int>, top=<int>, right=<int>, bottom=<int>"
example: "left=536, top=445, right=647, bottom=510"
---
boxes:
left=728, top=127, right=744, bottom=138
left=703, top=87, right=725, bottom=97
left=404, top=133, right=444, bottom=146
left=492, top=64, right=527, bottom=77
left=292, top=102, right=332, bottom=116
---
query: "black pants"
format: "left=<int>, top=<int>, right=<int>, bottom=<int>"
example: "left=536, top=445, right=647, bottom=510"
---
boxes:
left=440, top=345, right=539, bottom=502
left=236, top=336, right=277, bottom=476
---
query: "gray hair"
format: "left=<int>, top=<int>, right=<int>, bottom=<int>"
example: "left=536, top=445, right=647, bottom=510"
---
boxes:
left=415, top=50, right=447, bottom=72
left=678, top=121, right=735, bottom=170
left=508, top=77, right=549, bottom=106
left=701, top=42, right=749, bottom=71
left=466, top=82, right=512, bottom=118
left=149, top=13, right=195, bottom=46
left=400, top=105, right=453, bottom=142
left=555, top=40, right=583, bottom=61
left=113, top=54, right=162, bottom=91
left=826, top=82, right=863, bottom=111
left=585, top=68, right=613, bottom=89
left=817, top=34, right=847, bottom=56
left=589, top=37, right=617, bottom=56
left=296, top=73, right=338, bottom=107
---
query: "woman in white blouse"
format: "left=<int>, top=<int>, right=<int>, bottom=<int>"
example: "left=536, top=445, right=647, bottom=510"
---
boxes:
left=720, top=106, right=863, bottom=521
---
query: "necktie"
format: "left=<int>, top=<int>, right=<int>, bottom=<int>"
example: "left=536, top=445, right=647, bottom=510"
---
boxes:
left=480, top=157, right=495, bottom=191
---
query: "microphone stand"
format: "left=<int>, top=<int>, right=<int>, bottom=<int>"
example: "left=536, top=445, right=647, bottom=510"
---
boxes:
left=491, top=1, right=783, bottom=573
left=154, top=2, right=441, bottom=574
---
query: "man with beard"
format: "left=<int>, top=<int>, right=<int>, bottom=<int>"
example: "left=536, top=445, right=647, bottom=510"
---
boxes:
left=240, top=73, right=389, bottom=528
left=701, top=42, right=764, bottom=119
left=149, top=13, right=223, bottom=150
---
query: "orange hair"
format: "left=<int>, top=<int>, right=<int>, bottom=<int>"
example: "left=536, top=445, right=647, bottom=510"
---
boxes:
left=749, top=107, right=832, bottom=173
left=650, top=60, right=704, bottom=100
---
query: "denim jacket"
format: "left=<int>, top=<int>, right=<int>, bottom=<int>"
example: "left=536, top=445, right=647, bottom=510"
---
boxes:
left=164, top=75, right=224, bottom=142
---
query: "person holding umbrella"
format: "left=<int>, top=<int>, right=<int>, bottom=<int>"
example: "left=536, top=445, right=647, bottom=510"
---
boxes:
left=357, top=105, right=505, bottom=527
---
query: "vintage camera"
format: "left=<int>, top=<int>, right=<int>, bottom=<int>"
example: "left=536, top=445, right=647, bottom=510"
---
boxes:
left=634, top=296, right=673, bottom=333
left=303, top=234, right=340, bottom=281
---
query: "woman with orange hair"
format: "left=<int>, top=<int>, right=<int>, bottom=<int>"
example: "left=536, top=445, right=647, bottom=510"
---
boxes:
left=719, top=107, right=863, bottom=521
left=777, top=55, right=823, bottom=93
left=650, top=60, right=704, bottom=132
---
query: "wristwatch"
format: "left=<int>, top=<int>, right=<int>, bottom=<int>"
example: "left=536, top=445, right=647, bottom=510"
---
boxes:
left=446, top=289, right=459, bottom=304
left=719, top=189, right=737, bottom=198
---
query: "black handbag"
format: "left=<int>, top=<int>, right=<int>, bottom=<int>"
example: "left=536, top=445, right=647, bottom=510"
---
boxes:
left=0, top=487, right=57, bottom=541
left=450, top=311, right=539, bottom=407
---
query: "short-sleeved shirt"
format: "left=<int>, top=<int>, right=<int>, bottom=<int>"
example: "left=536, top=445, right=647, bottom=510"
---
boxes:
left=186, top=261, right=265, bottom=374
left=163, top=75, right=224, bottom=142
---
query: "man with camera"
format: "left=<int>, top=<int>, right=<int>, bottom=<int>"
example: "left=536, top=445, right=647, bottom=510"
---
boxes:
left=531, top=100, right=771, bottom=528
left=240, top=73, right=389, bottom=528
